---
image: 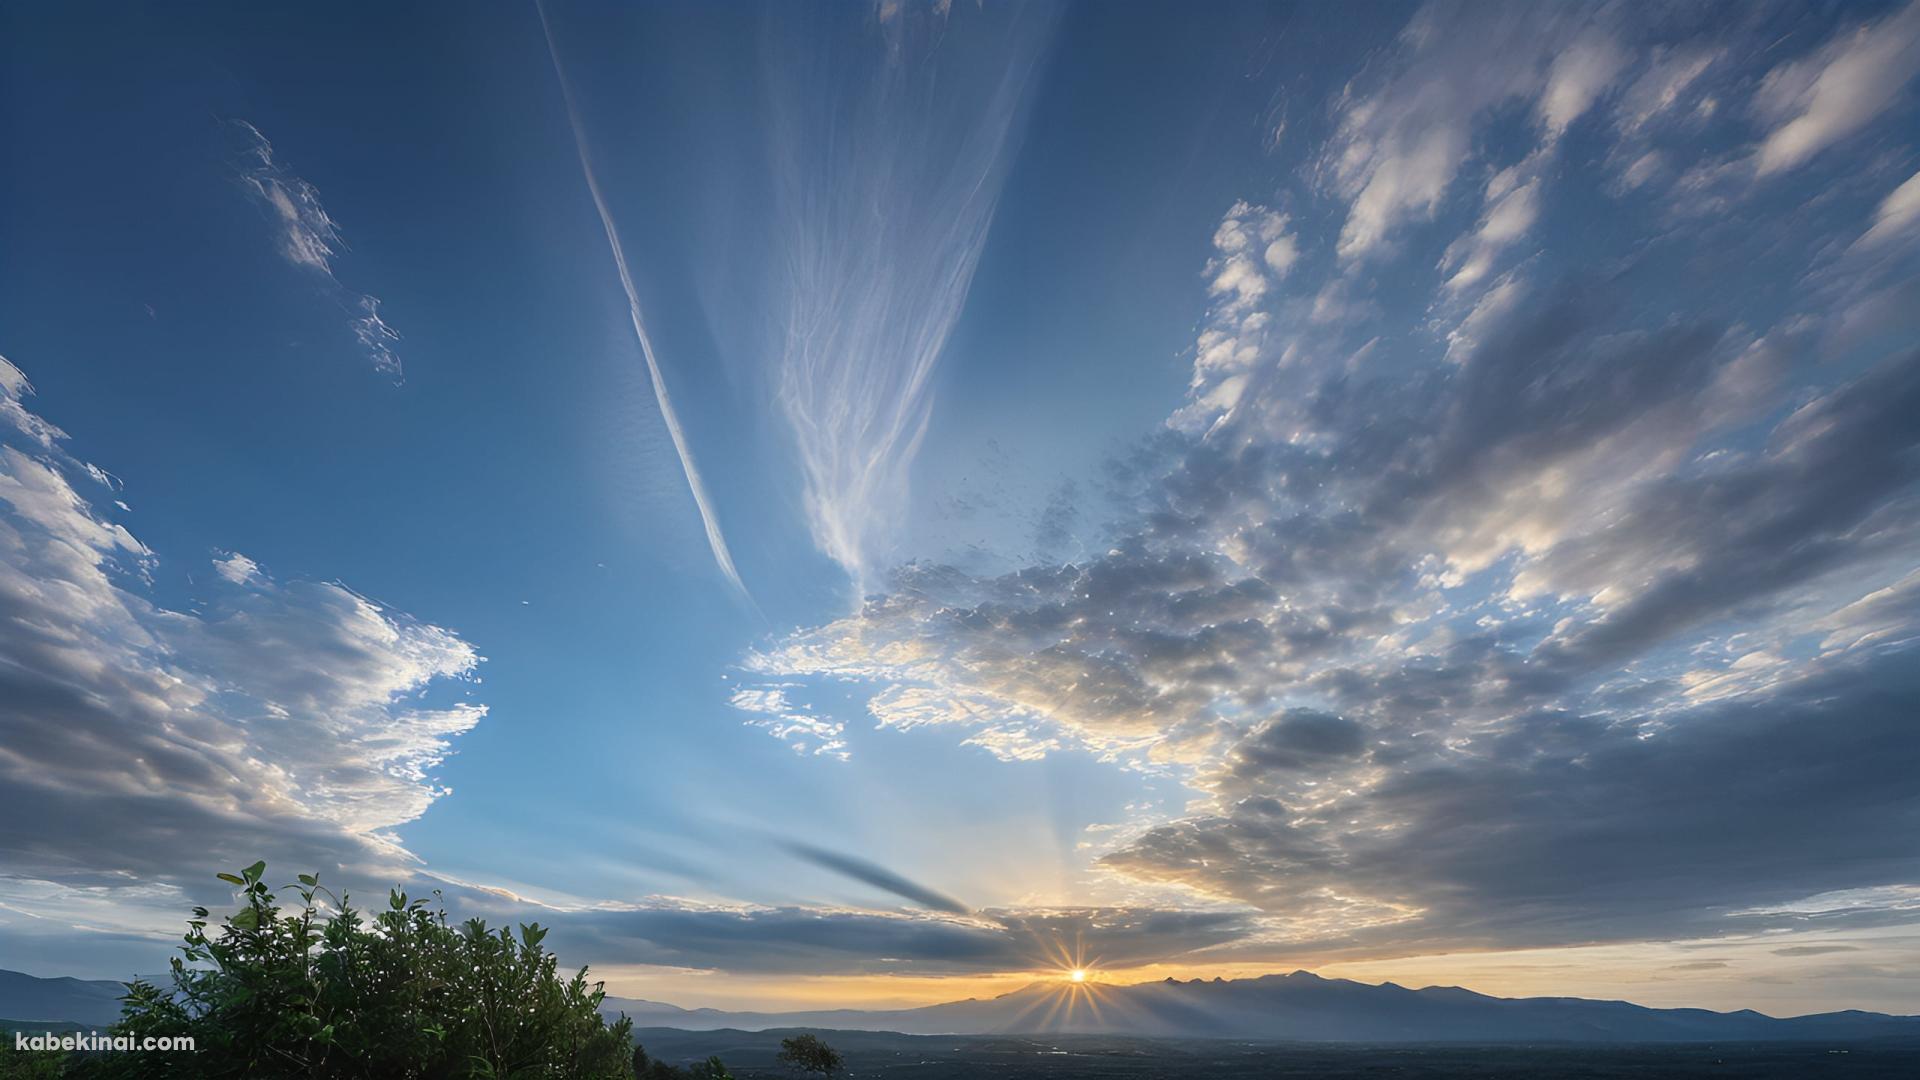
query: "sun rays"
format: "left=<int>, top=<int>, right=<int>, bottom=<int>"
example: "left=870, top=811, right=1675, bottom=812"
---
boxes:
left=985, top=926, right=1147, bottom=1034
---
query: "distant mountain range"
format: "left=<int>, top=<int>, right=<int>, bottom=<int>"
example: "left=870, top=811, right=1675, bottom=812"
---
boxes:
left=0, top=969, right=127, bottom=1027
left=602, top=971, right=1920, bottom=1044
left=9, top=966, right=1918, bottom=1044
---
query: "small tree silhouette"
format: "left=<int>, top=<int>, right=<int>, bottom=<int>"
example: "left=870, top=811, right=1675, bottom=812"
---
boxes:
left=776, top=1033, right=843, bottom=1076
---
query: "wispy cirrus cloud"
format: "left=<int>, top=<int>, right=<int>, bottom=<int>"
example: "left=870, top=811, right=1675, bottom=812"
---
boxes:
left=229, top=120, right=403, bottom=379
left=760, top=2, right=1054, bottom=590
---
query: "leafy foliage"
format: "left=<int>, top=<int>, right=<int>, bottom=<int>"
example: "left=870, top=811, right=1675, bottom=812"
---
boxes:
left=81, top=862, right=654, bottom=1078
left=0, top=1038, right=69, bottom=1080
left=775, top=1035, right=842, bottom=1077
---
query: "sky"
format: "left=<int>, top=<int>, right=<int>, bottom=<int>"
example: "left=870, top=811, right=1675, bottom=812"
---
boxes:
left=2, top=0, right=1919, bottom=1018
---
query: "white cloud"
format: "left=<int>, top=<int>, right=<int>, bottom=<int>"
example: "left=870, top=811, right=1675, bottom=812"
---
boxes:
left=1441, top=171, right=1542, bottom=290
left=1615, top=46, right=1719, bottom=133
left=1172, top=202, right=1293, bottom=434
left=1336, top=124, right=1466, bottom=260
left=1853, top=168, right=1920, bottom=250
left=1323, top=7, right=1624, bottom=262
left=1753, top=1, right=1920, bottom=176
left=0, top=356, right=69, bottom=450
left=210, top=550, right=260, bottom=585
left=730, top=685, right=848, bottom=760
left=230, top=120, right=404, bottom=379
left=233, top=121, right=342, bottom=274
left=1539, top=32, right=1627, bottom=139
left=0, top=360, right=481, bottom=913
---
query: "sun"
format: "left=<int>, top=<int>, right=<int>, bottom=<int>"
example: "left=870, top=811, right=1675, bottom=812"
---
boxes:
left=1068, top=968, right=1088, bottom=983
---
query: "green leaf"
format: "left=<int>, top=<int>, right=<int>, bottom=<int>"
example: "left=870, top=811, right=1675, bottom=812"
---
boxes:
left=230, top=907, right=260, bottom=930
left=241, top=860, right=267, bottom=883
left=216, top=873, right=245, bottom=885
left=298, top=873, right=318, bottom=887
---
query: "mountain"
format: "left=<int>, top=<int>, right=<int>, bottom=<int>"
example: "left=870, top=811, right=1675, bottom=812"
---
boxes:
left=0, top=969, right=127, bottom=1026
left=602, top=971, right=1920, bottom=1043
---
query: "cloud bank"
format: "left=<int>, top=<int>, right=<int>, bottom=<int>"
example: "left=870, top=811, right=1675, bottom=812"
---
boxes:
left=741, top=0, right=1920, bottom=965
left=0, top=352, right=481, bottom=940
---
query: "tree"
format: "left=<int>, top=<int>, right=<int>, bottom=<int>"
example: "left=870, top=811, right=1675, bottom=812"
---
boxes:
left=90, top=861, right=637, bottom=1078
left=775, top=1034, right=842, bottom=1077
left=631, top=1044, right=733, bottom=1080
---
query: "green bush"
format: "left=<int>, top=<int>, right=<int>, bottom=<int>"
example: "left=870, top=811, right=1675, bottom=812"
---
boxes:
left=88, top=862, right=645, bottom=1078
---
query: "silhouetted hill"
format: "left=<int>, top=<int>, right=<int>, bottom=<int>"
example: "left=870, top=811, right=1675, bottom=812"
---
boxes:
left=602, top=971, right=1920, bottom=1043
left=0, top=969, right=126, bottom=1026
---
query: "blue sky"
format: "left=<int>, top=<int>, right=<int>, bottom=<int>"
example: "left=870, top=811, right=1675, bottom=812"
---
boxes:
left=3, top=0, right=1920, bottom=1015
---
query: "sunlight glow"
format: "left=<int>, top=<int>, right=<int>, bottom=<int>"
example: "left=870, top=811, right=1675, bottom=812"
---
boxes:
left=1069, top=968, right=1087, bottom=982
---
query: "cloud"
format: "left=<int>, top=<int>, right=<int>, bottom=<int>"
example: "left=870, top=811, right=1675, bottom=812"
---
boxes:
left=210, top=550, right=260, bottom=585
left=744, top=16, right=1920, bottom=955
left=1752, top=0, right=1920, bottom=176
left=0, top=357, right=481, bottom=933
left=781, top=841, right=971, bottom=915
left=0, top=357, right=69, bottom=450
left=1853, top=168, right=1920, bottom=250
left=1614, top=46, right=1719, bottom=133
left=228, top=120, right=404, bottom=379
left=756, top=2, right=1055, bottom=588
left=1539, top=31, right=1628, bottom=139
left=1322, top=4, right=1623, bottom=261
left=1440, top=169, right=1542, bottom=290
left=730, top=686, right=848, bottom=760
left=1224, top=710, right=1368, bottom=777
left=516, top=897, right=1260, bottom=978
left=1174, top=201, right=1294, bottom=434
left=1104, top=646, right=1920, bottom=952
left=535, top=1, right=751, bottom=602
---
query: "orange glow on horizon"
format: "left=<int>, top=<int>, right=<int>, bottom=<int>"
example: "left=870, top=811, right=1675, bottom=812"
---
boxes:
left=596, top=925, right=1920, bottom=1017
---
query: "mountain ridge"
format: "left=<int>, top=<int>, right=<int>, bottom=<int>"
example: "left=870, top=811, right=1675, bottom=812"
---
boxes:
left=0, top=969, right=128, bottom=1027
left=600, top=970, right=1920, bottom=1043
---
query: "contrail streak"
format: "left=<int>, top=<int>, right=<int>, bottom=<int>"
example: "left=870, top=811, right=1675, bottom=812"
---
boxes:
left=536, top=0, right=751, bottom=601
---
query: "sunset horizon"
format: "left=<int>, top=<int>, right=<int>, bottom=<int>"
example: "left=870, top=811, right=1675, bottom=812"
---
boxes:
left=5, top=1, right=1920, bottom=1075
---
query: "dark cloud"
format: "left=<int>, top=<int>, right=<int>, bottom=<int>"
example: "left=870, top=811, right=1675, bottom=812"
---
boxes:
left=782, top=841, right=972, bottom=915
left=1534, top=350, right=1920, bottom=672
left=1227, top=710, right=1368, bottom=776
left=1103, top=645, right=1920, bottom=952
left=449, top=888, right=1262, bottom=977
